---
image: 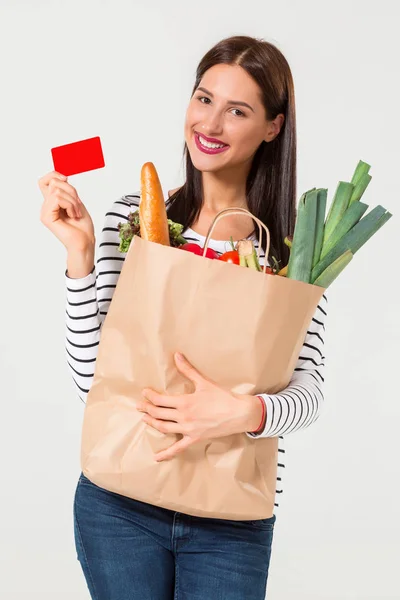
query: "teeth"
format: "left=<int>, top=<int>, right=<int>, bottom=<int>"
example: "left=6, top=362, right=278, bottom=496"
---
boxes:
left=198, top=135, right=226, bottom=149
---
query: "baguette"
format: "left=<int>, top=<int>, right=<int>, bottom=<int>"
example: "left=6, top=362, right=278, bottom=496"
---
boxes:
left=139, top=162, right=170, bottom=246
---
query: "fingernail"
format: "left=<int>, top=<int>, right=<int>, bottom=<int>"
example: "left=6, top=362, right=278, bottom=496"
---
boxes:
left=176, top=352, right=184, bottom=361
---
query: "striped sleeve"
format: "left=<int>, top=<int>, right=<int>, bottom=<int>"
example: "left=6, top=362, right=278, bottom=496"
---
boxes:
left=64, top=194, right=140, bottom=403
left=246, top=292, right=328, bottom=438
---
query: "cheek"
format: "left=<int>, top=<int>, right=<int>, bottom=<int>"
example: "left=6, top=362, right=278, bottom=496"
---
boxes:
left=186, top=105, right=201, bottom=128
left=229, top=123, right=264, bottom=158
left=184, top=105, right=205, bottom=144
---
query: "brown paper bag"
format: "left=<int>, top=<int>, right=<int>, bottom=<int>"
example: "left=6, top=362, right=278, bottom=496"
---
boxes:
left=81, top=208, right=325, bottom=520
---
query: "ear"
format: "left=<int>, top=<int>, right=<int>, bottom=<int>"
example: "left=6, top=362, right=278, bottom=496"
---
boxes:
left=264, top=113, right=285, bottom=143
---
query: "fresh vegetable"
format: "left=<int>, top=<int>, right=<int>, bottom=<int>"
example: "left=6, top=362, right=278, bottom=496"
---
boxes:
left=118, top=211, right=140, bottom=253
left=278, top=265, right=288, bottom=276
left=235, top=240, right=276, bottom=274
left=180, top=243, right=219, bottom=260
left=349, top=159, right=372, bottom=205
left=287, top=188, right=319, bottom=283
left=117, top=210, right=186, bottom=253
left=322, top=182, right=353, bottom=249
left=168, top=220, right=187, bottom=246
left=311, top=205, right=391, bottom=282
left=312, top=189, right=328, bottom=268
left=350, top=159, right=370, bottom=187
left=269, top=256, right=280, bottom=274
left=283, top=160, right=392, bottom=289
left=277, top=236, right=292, bottom=276
left=219, top=236, right=240, bottom=264
left=219, top=250, right=240, bottom=265
left=284, top=236, right=293, bottom=249
left=319, top=201, right=368, bottom=261
left=313, top=249, right=353, bottom=287
left=237, top=240, right=262, bottom=271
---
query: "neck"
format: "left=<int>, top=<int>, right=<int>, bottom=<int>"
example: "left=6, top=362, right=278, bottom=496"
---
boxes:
left=201, top=164, right=250, bottom=212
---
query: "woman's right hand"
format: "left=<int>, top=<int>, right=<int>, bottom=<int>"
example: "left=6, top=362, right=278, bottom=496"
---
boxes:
left=38, top=171, right=95, bottom=251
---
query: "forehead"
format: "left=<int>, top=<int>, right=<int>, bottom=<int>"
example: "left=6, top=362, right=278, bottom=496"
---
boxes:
left=198, top=64, right=263, bottom=107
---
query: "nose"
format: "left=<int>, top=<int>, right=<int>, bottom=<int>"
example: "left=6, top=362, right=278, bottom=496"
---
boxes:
left=200, top=108, right=224, bottom=137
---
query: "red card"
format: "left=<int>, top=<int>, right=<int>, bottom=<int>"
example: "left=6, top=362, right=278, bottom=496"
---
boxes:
left=51, top=136, right=105, bottom=176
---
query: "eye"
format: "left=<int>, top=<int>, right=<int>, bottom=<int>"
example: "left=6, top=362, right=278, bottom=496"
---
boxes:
left=195, top=95, right=245, bottom=117
left=196, top=95, right=211, bottom=104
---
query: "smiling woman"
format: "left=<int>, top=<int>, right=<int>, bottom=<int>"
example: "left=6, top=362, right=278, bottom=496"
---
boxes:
left=40, top=33, right=326, bottom=600
left=185, top=66, right=283, bottom=170
left=166, top=40, right=293, bottom=255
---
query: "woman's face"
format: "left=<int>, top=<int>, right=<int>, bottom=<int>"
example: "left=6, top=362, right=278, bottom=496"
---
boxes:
left=184, top=63, right=282, bottom=174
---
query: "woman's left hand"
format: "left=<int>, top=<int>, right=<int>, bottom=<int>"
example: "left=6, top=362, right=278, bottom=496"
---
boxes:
left=138, top=352, right=255, bottom=462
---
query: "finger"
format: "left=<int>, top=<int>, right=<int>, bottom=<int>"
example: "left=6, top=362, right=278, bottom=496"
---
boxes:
left=140, top=401, right=179, bottom=422
left=54, top=180, right=82, bottom=203
left=142, top=388, right=182, bottom=409
left=53, top=194, right=81, bottom=220
left=50, top=189, right=82, bottom=219
left=174, top=352, right=205, bottom=387
left=38, top=171, right=68, bottom=189
left=48, top=178, right=82, bottom=205
left=155, top=435, right=194, bottom=462
left=142, top=414, right=183, bottom=435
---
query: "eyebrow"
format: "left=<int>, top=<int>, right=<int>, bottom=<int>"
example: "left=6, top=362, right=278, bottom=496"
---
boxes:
left=196, top=86, right=255, bottom=112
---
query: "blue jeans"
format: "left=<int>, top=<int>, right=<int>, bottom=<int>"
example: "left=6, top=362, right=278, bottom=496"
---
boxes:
left=73, top=472, right=276, bottom=599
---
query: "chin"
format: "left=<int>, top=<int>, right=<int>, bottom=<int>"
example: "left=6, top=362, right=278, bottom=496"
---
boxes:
left=186, top=141, right=230, bottom=173
left=190, top=158, right=224, bottom=173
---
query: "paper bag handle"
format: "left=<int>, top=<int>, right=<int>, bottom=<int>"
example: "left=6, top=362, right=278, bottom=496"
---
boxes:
left=202, top=207, right=271, bottom=274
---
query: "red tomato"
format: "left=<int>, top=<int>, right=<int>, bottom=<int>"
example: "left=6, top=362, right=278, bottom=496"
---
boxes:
left=264, top=266, right=274, bottom=275
left=179, top=243, right=202, bottom=255
left=219, top=250, right=240, bottom=265
left=180, top=243, right=219, bottom=259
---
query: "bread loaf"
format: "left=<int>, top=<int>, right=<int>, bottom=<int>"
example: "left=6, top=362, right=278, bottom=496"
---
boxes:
left=139, top=162, right=170, bottom=246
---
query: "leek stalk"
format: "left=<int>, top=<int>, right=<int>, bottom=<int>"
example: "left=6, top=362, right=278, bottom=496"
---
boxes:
left=322, top=182, right=354, bottom=247
left=287, top=189, right=319, bottom=283
left=313, top=250, right=353, bottom=288
left=312, top=189, right=328, bottom=269
left=349, top=173, right=372, bottom=205
left=350, top=160, right=371, bottom=186
left=320, top=201, right=369, bottom=261
left=311, top=206, right=392, bottom=282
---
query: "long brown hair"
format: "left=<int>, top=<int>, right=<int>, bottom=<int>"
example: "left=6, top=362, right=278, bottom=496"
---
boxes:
left=166, top=35, right=297, bottom=267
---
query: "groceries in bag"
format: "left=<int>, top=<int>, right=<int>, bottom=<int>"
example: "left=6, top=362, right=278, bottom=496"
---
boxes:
left=117, top=159, right=393, bottom=291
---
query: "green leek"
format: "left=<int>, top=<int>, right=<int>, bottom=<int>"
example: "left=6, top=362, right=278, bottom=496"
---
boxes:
left=313, top=250, right=353, bottom=288
left=348, top=172, right=372, bottom=205
left=311, top=206, right=392, bottom=282
left=320, top=201, right=368, bottom=261
left=312, top=189, right=328, bottom=269
left=322, top=182, right=354, bottom=247
left=287, top=189, right=319, bottom=283
left=350, top=160, right=371, bottom=187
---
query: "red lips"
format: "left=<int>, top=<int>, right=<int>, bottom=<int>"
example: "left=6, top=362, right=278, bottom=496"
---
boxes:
left=195, top=131, right=227, bottom=145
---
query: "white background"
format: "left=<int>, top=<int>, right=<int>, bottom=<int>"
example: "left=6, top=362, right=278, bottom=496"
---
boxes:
left=0, top=0, right=399, bottom=598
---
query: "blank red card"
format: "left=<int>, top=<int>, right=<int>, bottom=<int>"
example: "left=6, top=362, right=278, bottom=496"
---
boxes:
left=51, top=136, right=105, bottom=176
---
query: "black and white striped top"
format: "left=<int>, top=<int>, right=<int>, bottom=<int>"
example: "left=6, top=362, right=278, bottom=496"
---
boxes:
left=65, top=193, right=328, bottom=511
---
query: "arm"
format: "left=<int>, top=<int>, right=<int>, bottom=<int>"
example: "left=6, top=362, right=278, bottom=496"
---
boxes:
left=245, top=292, right=328, bottom=438
left=64, top=194, right=140, bottom=403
